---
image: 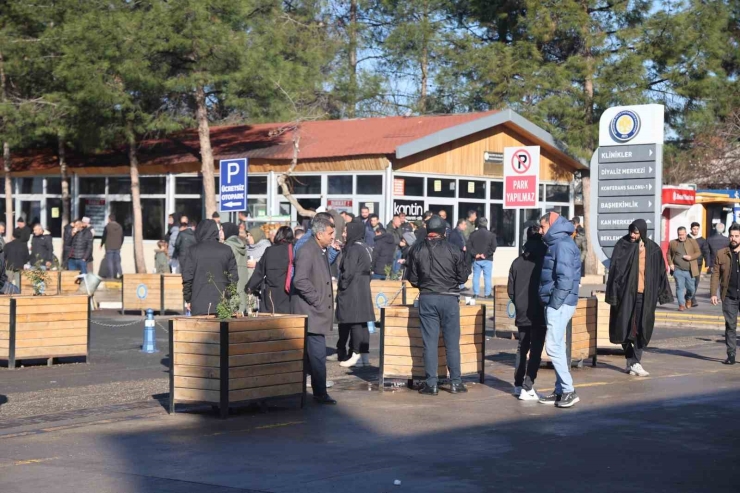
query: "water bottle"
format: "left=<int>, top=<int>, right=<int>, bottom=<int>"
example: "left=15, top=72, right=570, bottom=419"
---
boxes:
left=367, top=320, right=376, bottom=334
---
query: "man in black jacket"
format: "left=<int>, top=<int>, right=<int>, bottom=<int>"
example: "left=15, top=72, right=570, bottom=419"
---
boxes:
left=407, top=215, right=471, bottom=396
left=707, top=223, right=729, bottom=272
left=448, top=219, right=467, bottom=251
left=5, top=228, right=30, bottom=287
left=182, top=220, right=238, bottom=316
left=101, top=214, right=124, bottom=279
left=467, top=217, right=497, bottom=299
left=30, top=224, right=54, bottom=268
left=174, top=220, right=197, bottom=272
left=68, top=219, right=93, bottom=274
left=688, top=222, right=710, bottom=306
left=16, top=217, right=31, bottom=244
left=371, top=227, right=396, bottom=280
left=508, top=226, right=547, bottom=400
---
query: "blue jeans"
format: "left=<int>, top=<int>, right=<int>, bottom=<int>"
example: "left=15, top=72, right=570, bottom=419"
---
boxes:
left=106, top=249, right=121, bottom=278
left=545, top=304, right=577, bottom=394
left=392, top=250, right=403, bottom=275
left=68, top=258, right=87, bottom=275
left=472, top=259, right=493, bottom=296
left=674, top=269, right=695, bottom=307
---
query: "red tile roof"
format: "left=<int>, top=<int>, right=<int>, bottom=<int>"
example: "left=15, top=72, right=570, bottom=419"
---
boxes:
left=2, top=111, right=499, bottom=172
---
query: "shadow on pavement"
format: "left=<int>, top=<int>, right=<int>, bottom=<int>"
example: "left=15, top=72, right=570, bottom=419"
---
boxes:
left=0, top=394, right=7, bottom=408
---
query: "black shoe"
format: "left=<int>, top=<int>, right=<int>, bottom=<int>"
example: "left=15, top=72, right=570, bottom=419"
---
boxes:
left=538, top=391, right=561, bottom=405
left=313, top=394, right=337, bottom=405
left=724, top=355, right=736, bottom=365
left=418, top=383, right=438, bottom=396
left=555, top=391, right=580, bottom=408
left=448, top=382, right=468, bottom=394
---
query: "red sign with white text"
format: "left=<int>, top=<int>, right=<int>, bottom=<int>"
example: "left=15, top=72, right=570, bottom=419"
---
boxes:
left=505, top=176, right=537, bottom=207
left=503, top=146, right=540, bottom=208
left=662, top=187, right=695, bottom=206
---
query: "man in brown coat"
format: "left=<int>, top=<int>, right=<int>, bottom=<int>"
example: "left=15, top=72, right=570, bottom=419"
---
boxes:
left=668, top=226, right=701, bottom=311
left=710, top=223, right=740, bottom=365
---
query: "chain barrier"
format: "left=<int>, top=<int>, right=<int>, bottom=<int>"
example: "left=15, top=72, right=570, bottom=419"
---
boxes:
left=90, top=317, right=170, bottom=334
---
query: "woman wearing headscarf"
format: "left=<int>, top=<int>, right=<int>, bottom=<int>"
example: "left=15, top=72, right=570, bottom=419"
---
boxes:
left=222, top=222, right=248, bottom=313
left=335, top=221, right=374, bottom=367
left=246, top=226, right=293, bottom=314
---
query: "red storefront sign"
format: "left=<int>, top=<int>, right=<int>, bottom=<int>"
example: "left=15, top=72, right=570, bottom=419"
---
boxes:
left=393, top=178, right=405, bottom=196
left=662, top=187, right=695, bottom=206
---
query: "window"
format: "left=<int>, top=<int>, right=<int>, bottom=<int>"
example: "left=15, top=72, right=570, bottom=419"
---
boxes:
left=283, top=175, right=321, bottom=195
left=328, top=175, right=353, bottom=195
left=458, top=202, right=486, bottom=222
left=459, top=180, right=486, bottom=199
left=546, top=184, right=570, bottom=203
left=47, top=198, right=63, bottom=237
left=490, top=181, right=503, bottom=200
left=109, top=177, right=131, bottom=195
left=79, top=178, right=106, bottom=195
left=399, top=176, right=424, bottom=196
left=297, top=198, right=322, bottom=229
left=248, top=198, right=268, bottom=218
left=248, top=176, right=268, bottom=195
left=176, top=176, right=202, bottom=195
left=550, top=205, right=570, bottom=218
left=356, top=175, right=383, bottom=195
left=175, top=199, right=202, bottom=225
left=539, top=184, right=545, bottom=203
left=519, top=209, right=541, bottom=249
left=427, top=178, right=456, bottom=198
left=490, top=204, right=515, bottom=247
left=140, top=176, right=166, bottom=195
left=109, top=202, right=133, bottom=237
left=77, top=198, right=106, bottom=237
left=47, top=178, right=62, bottom=195
left=18, top=178, right=43, bottom=194
left=141, top=199, right=165, bottom=240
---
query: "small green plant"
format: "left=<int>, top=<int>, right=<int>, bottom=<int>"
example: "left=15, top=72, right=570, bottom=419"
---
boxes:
left=23, top=263, right=51, bottom=296
left=384, top=264, right=392, bottom=279
left=207, top=272, right=241, bottom=320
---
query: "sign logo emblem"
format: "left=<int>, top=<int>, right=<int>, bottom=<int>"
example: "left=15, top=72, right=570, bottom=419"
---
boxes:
left=506, top=301, right=516, bottom=319
left=375, top=293, right=388, bottom=309
left=511, top=149, right=532, bottom=174
left=610, top=110, right=641, bottom=143
left=136, top=284, right=148, bottom=300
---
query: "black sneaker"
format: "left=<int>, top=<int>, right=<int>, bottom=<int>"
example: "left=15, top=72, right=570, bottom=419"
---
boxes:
left=448, top=382, right=468, bottom=394
left=418, top=383, right=439, bottom=396
left=724, top=354, right=736, bottom=365
left=555, top=391, right=580, bottom=408
left=538, top=391, right=561, bottom=405
left=313, top=394, right=337, bottom=405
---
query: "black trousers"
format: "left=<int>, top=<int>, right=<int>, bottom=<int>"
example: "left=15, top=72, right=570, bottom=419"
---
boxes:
left=336, top=323, right=370, bottom=359
left=623, top=293, right=645, bottom=364
left=419, top=294, right=461, bottom=387
left=514, top=325, right=546, bottom=390
left=304, top=333, right=328, bottom=397
left=722, top=297, right=738, bottom=357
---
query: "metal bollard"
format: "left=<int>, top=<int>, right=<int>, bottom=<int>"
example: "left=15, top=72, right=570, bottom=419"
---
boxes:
left=142, top=309, right=159, bottom=353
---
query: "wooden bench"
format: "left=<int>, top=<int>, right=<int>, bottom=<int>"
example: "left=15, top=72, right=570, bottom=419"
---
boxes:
left=378, top=304, right=485, bottom=389
left=169, top=314, right=308, bottom=418
left=0, top=294, right=91, bottom=368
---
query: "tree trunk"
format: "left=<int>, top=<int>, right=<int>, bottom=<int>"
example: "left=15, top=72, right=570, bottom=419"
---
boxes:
left=277, top=130, right=316, bottom=218
left=196, top=85, right=217, bottom=218
left=581, top=171, right=600, bottom=276
left=347, top=0, right=358, bottom=118
left=419, top=3, right=429, bottom=114
left=0, top=51, right=12, bottom=242
left=59, top=136, right=70, bottom=232
left=581, top=8, right=598, bottom=275
left=128, top=135, right=147, bottom=274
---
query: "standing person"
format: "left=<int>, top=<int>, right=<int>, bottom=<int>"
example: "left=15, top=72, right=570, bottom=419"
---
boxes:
left=607, top=220, right=673, bottom=377
left=707, top=223, right=728, bottom=271
left=247, top=226, right=293, bottom=315
left=710, top=223, right=740, bottom=365
left=81, top=217, right=95, bottom=274
left=100, top=214, right=124, bottom=279
left=68, top=219, right=93, bottom=274
left=371, top=227, right=396, bottom=280
left=62, top=219, right=76, bottom=269
left=16, top=217, right=31, bottom=245
left=0, top=222, right=5, bottom=249
left=667, top=226, right=701, bottom=311
left=467, top=217, right=497, bottom=299
left=291, top=215, right=338, bottom=405
left=182, top=219, right=238, bottom=316
left=438, top=210, right=451, bottom=230
left=572, top=217, right=587, bottom=268
left=328, top=209, right=346, bottom=243
left=448, top=219, right=467, bottom=251
left=166, top=213, right=181, bottom=273
left=174, top=220, right=197, bottom=273
left=154, top=240, right=169, bottom=274
left=211, top=212, right=221, bottom=226
left=508, top=225, right=547, bottom=400
left=463, top=210, right=477, bottom=240
left=222, top=222, right=248, bottom=313
left=537, top=212, right=581, bottom=408
left=5, top=229, right=30, bottom=286
left=30, top=224, right=54, bottom=269
left=365, top=214, right=380, bottom=246
left=238, top=211, right=248, bottom=229
left=359, top=206, right=370, bottom=227
left=335, top=221, right=374, bottom=367
left=407, top=215, right=471, bottom=395
left=689, top=222, right=710, bottom=307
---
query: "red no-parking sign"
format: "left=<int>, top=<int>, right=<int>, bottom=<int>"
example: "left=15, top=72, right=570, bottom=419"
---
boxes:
left=503, top=146, right=540, bottom=208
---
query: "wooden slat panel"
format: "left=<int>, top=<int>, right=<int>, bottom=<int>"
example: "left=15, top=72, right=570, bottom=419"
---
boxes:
left=229, top=361, right=303, bottom=379
left=0, top=314, right=9, bottom=324
left=383, top=365, right=447, bottom=377
left=174, top=388, right=219, bottom=403
left=385, top=346, right=446, bottom=358
left=59, top=272, right=83, bottom=294
left=16, top=320, right=88, bottom=332
left=174, top=365, right=220, bottom=379
left=0, top=347, right=7, bottom=357
left=0, top=330, right=9, bottom=340
left=229, top=339, right=304, bottom=356
left=230, top=372, right=303, bottom=391
left=229, top=350, right=303, bottom=367
left=15, top=312, right=88, bottom=323
left=460, top=361, right=484, bottom=374
left=174, top=376, right=220, bottom=391
left=0, top=340, right=8, bottom=349
left=460, top=343, right=483, bottom=354
left=15, top=304, right=84, bottom=315
left=15, top=336, right=87, bottom=348
left=20, top=274, right=60, bottom=295
left=174, top=353, right=220, bottom=367
left=229, top=327, right=304, bottom=344
left=174, top=342, right=220, bottom=356
left=385, top=327, right=422, bottom=338
left=383, top=317, right=422, bottom=329
left=173, top=318, right=221, bottom=332
left=15, top=345, right=87, bottom=358
left=174, top=331, right=220, bottom=344
left=229, top=383, right=303, bottom=402
left=227, top=317, right=306, bottom=332
left=13, top=295, right=88, bottom=306
left=385, top=355, right=429, bottom=367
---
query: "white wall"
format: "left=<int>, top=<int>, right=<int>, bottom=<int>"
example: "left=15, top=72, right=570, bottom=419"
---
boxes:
left=51, top=238, right=159, bottom=275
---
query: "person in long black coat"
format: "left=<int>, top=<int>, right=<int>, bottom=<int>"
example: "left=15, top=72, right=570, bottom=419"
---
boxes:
left=182, top=219, right=238, bottom=316
left=335, top=222, right=375, bottom=367
left=606, top=219, right=673, bottom=376
left=246, top=226, right=292, bottom=314
left=371, top=227, right=396, bottom=279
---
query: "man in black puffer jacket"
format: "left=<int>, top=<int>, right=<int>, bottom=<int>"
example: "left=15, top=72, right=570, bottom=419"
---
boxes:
left=508, top=225, right=547, bottom=401
left=68, top=219, right=93, bottom=274
left=182, top=219, right=238, bottom=316
left=407, top=215, right=471, bottom=396
left=371, top=227, right=396, bottom=280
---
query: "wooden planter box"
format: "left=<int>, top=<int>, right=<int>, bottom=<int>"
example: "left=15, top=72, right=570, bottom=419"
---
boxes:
left=540, top=297, right=598, bottom=367
left=122, top=274, right=184, bottom=313
left=19, top=270, right=85, bottom=295
left=60, top=271, right=83, bottom=294
left=169, top=314, right=308, bottom=418
left=493, top=285, right=516, bottom=335
left=593, top=292, right=622, bottom=352
left=368, top=281, right=419, bottom=321
left=20, top=270, right=61, bottom=295
left=378, top=304, right=485, bottom=388
left=0, top=294, right=91, bottom=368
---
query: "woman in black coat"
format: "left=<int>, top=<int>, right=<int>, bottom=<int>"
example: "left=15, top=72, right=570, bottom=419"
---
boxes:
left=335, top=221, right=375, bottom=367
left=246, top=226, right=292, bottom=314
left=371, top=227, right=397, bottom=279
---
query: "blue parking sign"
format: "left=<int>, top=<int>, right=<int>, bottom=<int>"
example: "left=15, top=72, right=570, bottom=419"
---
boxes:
left=219, top=158, right=248, bottom=212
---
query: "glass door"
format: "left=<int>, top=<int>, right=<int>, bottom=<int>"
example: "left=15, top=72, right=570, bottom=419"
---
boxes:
left=426, top=200, right=456, bottom=229
left=20, top=200, right=41, bottom=227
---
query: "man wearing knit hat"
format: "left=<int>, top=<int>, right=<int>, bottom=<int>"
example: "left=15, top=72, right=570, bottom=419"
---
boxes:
left=537, top=211, right=581, bottom=408
left=407, top=215, right=471, bottom=396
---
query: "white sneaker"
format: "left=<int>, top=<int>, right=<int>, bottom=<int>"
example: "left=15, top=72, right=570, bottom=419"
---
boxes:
left=518, top=388, right=539, bottom=401
left=340, top=353, right=362, bottom=368
left=306, top=376, right=335, bottom=388
left=629, top=362, right=650, bottom=377
left=326, top=354, right=339, bottom=362
left=512, top=386, right=522, bottom=396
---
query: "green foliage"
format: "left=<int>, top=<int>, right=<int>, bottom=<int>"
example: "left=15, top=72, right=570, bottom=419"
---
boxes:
left=207, top=272, right=241, bottom=320
left=23, top=265, right=51, bottom=296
